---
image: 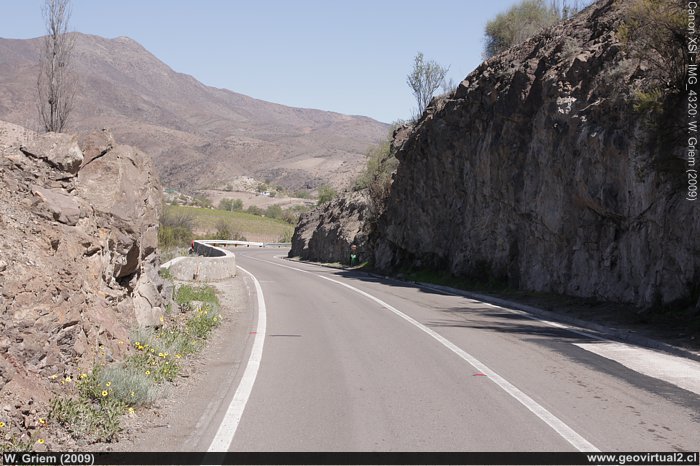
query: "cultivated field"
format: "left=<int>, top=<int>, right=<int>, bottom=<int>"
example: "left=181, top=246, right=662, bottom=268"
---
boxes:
left=165, top=205, right=294, bottom=243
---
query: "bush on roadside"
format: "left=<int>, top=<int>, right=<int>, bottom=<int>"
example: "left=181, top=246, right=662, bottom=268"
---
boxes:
left=277, top=229, right=294, bottom=243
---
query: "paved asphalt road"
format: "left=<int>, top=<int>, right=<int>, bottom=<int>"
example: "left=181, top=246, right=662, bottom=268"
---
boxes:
left=213, top=248, right=699, bottom=452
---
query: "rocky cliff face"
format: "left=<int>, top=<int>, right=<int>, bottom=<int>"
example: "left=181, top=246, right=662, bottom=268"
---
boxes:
left=289, top=191, right=372, bottom=264
left=0, top=120, right=164, bottom=406
left=375, top=0, right=697, bottom=308
left=293, top=0, right=698, bottom=310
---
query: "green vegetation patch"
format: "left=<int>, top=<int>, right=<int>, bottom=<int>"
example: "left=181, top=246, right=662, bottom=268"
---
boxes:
left=164, top=204, right=293, bottom=242
left=175, top=284, right=219, bottom=306
left=46, top=283, right=223, bottom=445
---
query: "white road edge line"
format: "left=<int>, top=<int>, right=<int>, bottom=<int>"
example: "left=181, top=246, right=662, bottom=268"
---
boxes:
left=317, top=275, right=599, bottom=452
left=207, top=265, right=267, bottom=452
left=254, top=256, right=599, bottom=452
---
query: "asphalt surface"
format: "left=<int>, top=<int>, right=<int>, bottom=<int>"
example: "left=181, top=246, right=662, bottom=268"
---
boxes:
left=209, top=249, right=700, bottom=452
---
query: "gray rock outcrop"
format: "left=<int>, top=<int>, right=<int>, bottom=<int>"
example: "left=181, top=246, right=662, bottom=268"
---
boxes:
left=289, top=191, right=372, bottom=265
left=0, top=120, right=164, bottom=404
left=375, top=0, right=698, bottom=308
left=291, top=0, right=698, bottom=310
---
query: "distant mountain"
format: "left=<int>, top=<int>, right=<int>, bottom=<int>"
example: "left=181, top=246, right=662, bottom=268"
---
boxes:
left=0, top=33, right=389, bottom=191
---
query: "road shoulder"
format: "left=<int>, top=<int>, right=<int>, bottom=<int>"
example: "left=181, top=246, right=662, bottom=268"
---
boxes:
left=105, top=274, right=255, bottom=452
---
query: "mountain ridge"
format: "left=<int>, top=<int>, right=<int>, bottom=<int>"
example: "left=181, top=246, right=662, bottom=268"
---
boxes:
left=0, top=32, right=389, bottom=191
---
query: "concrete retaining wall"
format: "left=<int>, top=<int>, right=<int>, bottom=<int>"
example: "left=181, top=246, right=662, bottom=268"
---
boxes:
left=161, top=241, right=237, bottom=282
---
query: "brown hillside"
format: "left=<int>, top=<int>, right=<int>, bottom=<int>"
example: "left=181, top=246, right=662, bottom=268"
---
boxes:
left=0, top=33, right=389, bottom=191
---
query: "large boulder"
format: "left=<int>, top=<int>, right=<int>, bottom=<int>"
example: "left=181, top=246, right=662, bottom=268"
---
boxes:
left=20, top=132, right=83, bottom=175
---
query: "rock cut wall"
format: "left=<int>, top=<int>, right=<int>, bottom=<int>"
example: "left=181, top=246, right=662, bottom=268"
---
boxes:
left=0, top=120, right=165, bottom=403
left=375, top=0, right=699, bottom=308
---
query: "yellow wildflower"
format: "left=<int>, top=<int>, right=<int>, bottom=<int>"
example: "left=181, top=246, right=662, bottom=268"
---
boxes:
left=38, top=418, right=46, bottom=425
left=145, top=370, right=151, bottom=376
left=105, top=382, right=112, bottom=387
left=64, top=376, right=72, bottom=383
left=79, top=373, right=87, bottom=380
left=101, top=390, right=108, bottom=397
left=158, top=352, right=164, bottom=358
left=175, top=354, right=182, bottom=359
left=130, top=391, right=135, bottom=397
left=37, top=439, right=45, bottom=444
left=0, top=421, right=6, bottom=428
left=128, top=407, right=135, bottom=414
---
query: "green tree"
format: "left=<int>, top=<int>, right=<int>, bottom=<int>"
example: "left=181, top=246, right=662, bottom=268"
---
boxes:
left=483, top=0, right=560, bottom=59
left=407, top=52, right=449, bottom=118
left=246, top=205, right=264, bottom=216
left=211, top=219, right=246, bottom=241
left=265, top=204, right=283, bottom=220
left=620, top=0, right=687, bottom=92
left=192, top=195, right=212, bottom=208
left=354, top=130, right=400, bottom=219
left=218, top=198, right=243, bottom=211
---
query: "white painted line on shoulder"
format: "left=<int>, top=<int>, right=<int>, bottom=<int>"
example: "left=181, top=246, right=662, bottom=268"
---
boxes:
left=207, top=265, right=267, bottom=452
left=316, top=274, right=599, bottom=452
left=249, top=255, right=598, bottom=452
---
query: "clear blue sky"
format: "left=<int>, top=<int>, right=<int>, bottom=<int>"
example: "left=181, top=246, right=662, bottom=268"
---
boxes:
left=2, top=0, right=523, bottom=123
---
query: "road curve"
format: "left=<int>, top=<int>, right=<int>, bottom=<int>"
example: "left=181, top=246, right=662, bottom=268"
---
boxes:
left=221, top=249, right=699, bottom=452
